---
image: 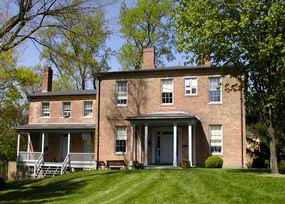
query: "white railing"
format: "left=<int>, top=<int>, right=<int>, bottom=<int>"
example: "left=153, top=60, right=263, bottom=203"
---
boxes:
left=34, top=153, right=44, bottom=176
left=69, top=153, right=95, bottom=162
left=61, top=154, right=70, bottom=175
left=18, top=151, right=42, bottom=161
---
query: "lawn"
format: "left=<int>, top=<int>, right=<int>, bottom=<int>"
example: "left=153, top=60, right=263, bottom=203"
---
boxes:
left=1, top=169, right=285, bottom=203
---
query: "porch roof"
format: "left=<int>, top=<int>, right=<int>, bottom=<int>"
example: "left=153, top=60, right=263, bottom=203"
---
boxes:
left=16, top=123, right=95, bottom=131
left=125, top=112, right=199, bottom=121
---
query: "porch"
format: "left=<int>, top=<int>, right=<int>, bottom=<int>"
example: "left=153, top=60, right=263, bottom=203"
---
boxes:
left=126, top=112, right=199, bottom=168
left=16, top=124, right=95, bottom=177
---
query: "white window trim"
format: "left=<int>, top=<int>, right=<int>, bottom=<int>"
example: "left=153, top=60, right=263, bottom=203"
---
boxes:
left=114, top=126, right=128, bottom=155
left=40, top=101, right=50, bottom=118
left=160, top=78, right=174, bottom=105
left=184, top=77, right=198, bottom=96
left=61, top=101, right=72, bottom=118
left=208, top=76, right=223, bottom=104
left=83, top=101, right=93, bottom=118
left=115, top=80, right=128, bottom=107
left=208, top=125, right=223, bottom=156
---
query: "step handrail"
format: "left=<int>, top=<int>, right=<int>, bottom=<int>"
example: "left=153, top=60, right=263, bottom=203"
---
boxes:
left=61, top=154, right=70, bottom=175
left=34, top=153, right=44, bottom=176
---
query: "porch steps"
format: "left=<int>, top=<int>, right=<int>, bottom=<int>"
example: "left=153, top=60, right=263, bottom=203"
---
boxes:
left=39, top=165, right=62, bottom=177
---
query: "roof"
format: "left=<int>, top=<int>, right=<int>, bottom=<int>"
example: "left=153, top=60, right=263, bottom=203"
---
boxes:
left=126, top=112, right=198, bottom=121
left=98, top=66, right=224, bottom=79
left=28, top=90, right=96, bottom=99
left=16, top=123, right=95, bottom=131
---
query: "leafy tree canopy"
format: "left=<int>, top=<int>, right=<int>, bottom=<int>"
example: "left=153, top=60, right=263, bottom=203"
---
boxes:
left=175, top=0, right=285, bottom=174
left=119, top=0, right=174, bottom=70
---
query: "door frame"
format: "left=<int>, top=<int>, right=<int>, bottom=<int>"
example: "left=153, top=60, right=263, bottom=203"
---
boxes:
left=60, top=134, right=68, bottom=161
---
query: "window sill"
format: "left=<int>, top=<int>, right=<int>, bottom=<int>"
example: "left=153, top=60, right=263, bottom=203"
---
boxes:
left=211, top=153, right=223, bottom=156
left=185, top=94, right=198, bottom=97
left=208, top=102, right=223, bottom=105
left=83, top=116, right=93, bottom=118
left=160, top=103, right=174, bottom=106
left=115, top=105, right=128, bottom=108
left=60, top=117, right=71, bottom=119
left=114, top=152, right=126, bottom=155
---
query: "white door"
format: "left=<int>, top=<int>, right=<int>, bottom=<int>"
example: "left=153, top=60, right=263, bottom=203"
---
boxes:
left=60, top=135, right=68, bottom=161
left=160, top=130, right=173, bottom=164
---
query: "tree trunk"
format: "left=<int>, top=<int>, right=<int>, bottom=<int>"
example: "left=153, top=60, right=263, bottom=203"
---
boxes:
left=268, top=109, right=279, bottom=174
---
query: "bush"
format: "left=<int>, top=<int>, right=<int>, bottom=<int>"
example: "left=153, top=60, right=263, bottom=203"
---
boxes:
left=279, top=160, right=285, bottom=170
left=252, top=158, right=269, bottom=168
left=133, top=161, right=144, bottom=169
left=178, top=160, right=191, bottom=169
left=0, top=177, right=5, bottom=190
left=205, top=156, right=223, bottom=168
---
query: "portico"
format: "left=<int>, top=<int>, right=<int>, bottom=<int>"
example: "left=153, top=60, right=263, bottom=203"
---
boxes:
left=126, top=112, right=199, bottom=167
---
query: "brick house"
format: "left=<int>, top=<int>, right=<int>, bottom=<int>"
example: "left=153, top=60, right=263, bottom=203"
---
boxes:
left=16, top=48, right=246, bottom=177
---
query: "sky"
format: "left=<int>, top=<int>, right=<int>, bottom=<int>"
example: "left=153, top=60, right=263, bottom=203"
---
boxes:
left=16, top=0, right=187, bottom=71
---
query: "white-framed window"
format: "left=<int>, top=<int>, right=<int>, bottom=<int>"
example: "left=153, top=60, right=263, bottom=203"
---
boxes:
left=209, top=125, right=223, bottom=155
left=185, top=78, right=198, bottom=96
left=83, top=101, right=93, bottom=117
left=116, top=81, right=128, bottom=106
left=115, top=127, right=127, bottom=154
left=161, top=79, right=173, bottom=104
left=208, top=77, right=222, bottom=103
left=41, top=102, right=50, bottom=117
left=62, top=102, right=71, bottom=117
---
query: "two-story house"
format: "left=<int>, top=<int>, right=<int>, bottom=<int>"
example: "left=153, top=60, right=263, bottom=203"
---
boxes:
left=16, top=48, right=246, bottom=177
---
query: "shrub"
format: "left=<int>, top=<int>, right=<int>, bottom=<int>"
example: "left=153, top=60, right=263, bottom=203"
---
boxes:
left=0, top=176, right=5, bottom=190
left=279, top=160, right=285, bottom=170
left=205, top=156, right=223, bottom=168
left=252, top=158, right=268, bottom=168
left=178, top=160, right=191, bottom=169
left=133, top=161, right=144, bottom=169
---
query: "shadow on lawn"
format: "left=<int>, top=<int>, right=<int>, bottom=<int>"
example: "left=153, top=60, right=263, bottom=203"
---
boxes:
left=0, top=176, right=89, bottom=203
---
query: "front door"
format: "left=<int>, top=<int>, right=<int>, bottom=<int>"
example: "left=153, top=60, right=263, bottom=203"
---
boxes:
left=60, top=135, right=68, bottom=161
left=153, top=128, right=173, bottom=164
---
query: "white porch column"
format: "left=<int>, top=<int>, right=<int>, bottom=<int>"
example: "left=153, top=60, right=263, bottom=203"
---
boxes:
left=188, top=123, right=193, bottom=166
left=27, top=132, right=31, bottom=160
left=144, top=123, right=148, bottom=166
left=41, top=133, right=45, bottom=154
left=138, top=127, right=142, bottom=163
left=17, top=134, right=20, bottom=160
left=67, top=133, right=71, bottom=154
left=129, top=125, right=135, bottom=167
left=173, top=123, right=177, bottom=166
left=193, top=124, right=196, bottom=166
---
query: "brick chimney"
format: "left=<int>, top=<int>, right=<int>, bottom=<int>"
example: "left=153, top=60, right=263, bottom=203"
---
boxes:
left=141, top=48, right=155, bottom=70
left=42, top=67, right=53, bottom=92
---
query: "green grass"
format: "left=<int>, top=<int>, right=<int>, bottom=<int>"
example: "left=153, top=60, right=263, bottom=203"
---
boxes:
left=1, top=169, right=285, bottom=203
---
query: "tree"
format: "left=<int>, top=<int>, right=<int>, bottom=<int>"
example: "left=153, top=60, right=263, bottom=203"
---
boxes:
left=0, top=0, right=113, bottom=54
left=39, top=10, right=112, bottom=90
left=119, top=0, right=174, bottom=70
left=0, top=50, right=40, bottom=162
left=175, top=0, right=285, bottom=174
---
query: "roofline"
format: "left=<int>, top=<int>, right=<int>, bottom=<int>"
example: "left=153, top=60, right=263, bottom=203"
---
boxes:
left=98, top=66, right=226, bottom=79
left=28, top=90, right=96, bottom=99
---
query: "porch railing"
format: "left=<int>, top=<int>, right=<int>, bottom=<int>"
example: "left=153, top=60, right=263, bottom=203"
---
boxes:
left=69, top=153, right=95, bottom=162
left=18, top=151, right=42, bottom=161
left=34, top=153, right=44, bottom=176
left=61, top=154, right=70, bottom=175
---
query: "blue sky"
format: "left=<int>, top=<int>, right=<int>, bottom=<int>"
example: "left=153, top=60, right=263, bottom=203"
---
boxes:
left=17, top=0, right=187, bottom=71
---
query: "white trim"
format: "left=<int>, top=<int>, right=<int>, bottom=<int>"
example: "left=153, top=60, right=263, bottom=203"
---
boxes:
left=184, top=77, right=198, bottom=96
left=17, top=134, right=20, bottom=158
left=188, top=124, right=193, bottom=166
left=160, top=78, right=174, bottom=105
left=114, top=126, right=127, bottom=155
left=208, top=76, right=223, bottom=104
left=62, top=101, right=72, bottom=118
left=173, top=123, right=177, bottom=166
left=144, top=124, right=148, bottom=166
left=41, top=101, right=50, bottom=117
left=115, top=80, right=128, bottom=107
left=208, top=125, right=224, bottom=156
left=83, top=101, right=93, bottom=118
left=41, top=133, right=45, bottom=154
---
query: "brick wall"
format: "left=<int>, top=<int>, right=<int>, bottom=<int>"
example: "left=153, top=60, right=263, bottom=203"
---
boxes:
left=97, top=70, right=246, bottom=168
left=28, top=95, right=96, bottom=124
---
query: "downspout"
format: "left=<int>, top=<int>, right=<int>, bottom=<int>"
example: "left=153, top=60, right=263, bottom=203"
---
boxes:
left=95, top=78, right=101, bottom=170
left=240, top=78, right=245, bottom=168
